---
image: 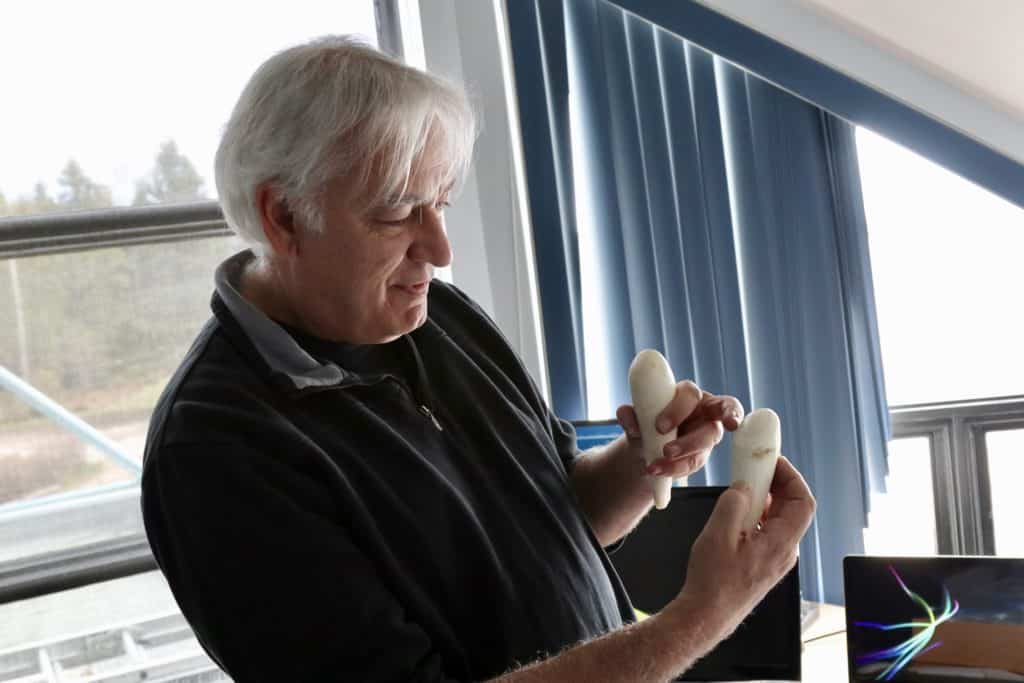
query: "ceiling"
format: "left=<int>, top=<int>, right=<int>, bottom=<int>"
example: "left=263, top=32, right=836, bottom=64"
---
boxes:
left=696, top=0, right=1024, bottom=166
left=794, top=0, right=1024, bottom=121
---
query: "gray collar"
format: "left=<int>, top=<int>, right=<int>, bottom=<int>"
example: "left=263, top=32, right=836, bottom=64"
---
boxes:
left=214, top=250, right=347, bottom=391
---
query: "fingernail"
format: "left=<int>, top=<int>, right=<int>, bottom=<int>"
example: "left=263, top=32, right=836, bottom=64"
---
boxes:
left=730, top=410, right=742, bottom=424
left=656, top=417, right=672, bottom=433
left=647, top=464, right=664, bottom=476
left=733, top=480, right=751, bottom=493
left=665, top=443, right=682, bottom=458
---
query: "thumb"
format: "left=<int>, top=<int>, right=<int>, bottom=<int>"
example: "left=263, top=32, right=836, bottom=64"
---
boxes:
left=615, top=404, right=641, bottom=440
left=704, top=483, right=753, bottom=539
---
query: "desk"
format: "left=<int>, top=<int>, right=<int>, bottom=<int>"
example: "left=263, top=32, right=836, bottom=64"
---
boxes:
left=800, top=603, right=847, bottom=682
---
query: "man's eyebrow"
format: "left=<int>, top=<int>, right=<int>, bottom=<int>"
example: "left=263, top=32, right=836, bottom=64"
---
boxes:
left=393, top=193, right=429, bottom=205
left=378, top=184, right=455, bottom=208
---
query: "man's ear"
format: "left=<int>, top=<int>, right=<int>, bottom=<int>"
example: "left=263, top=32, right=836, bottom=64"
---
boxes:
left=255, top=183, right=301, bottom=257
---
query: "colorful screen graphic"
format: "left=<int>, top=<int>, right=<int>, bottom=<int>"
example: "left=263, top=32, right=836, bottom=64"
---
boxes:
left=844, top=556, right=1024, bottom=682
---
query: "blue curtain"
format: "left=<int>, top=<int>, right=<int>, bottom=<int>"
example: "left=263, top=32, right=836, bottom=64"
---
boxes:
left=719, top=68, right=892, bottom=602
left=508, top=0, right=891, bottom=604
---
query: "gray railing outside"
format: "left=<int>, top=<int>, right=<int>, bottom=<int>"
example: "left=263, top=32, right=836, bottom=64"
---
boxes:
left=0, top=201, right=229, bottom=259
left=0, top=366, right=140, bottom=478
left=0, top=365, right=151, bottom=600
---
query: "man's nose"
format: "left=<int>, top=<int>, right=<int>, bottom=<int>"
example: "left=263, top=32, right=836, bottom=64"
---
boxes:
left=409, top=206, right=453, bottom=267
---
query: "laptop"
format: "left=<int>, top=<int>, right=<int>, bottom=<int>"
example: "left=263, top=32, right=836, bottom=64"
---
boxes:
left=843, top=555, right=1024, bottom=682
left=610, top=485, right=802, bottom=681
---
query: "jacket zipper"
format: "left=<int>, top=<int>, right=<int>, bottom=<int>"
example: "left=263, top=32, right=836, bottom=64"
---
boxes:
left=290, top=336, right=444, bottom=433
left=404, top=334, right=444, bottom=433
left=298, top=374, right=444, bottom=432
left=418, top=404, right=443, bottom=432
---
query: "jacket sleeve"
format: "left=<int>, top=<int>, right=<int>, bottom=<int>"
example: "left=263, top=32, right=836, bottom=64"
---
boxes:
left=141, top=442, right=463, bottom=683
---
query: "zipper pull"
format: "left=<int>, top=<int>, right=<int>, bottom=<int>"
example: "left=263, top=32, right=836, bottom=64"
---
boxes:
left=419, top=404, right=443, bottom=432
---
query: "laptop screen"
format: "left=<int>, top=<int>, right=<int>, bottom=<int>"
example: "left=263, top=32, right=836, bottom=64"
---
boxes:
left=610, top=486, right=802, bottom=681
left=843, top=555, right=1024, bottom=681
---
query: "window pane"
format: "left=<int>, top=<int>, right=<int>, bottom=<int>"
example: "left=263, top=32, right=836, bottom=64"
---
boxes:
left=983, top=429, right=1024, bottom=557
left=0, top=236, right=243, bottom=566
left=863, top=437, right=937, bottom=555
left=0, top=1, right=378, bottom=218
left=0, top=571, right=229, bottom=681
left=857, top=127, right=1024, bottom=406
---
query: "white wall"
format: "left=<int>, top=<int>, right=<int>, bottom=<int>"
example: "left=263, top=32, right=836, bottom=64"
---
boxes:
left=697, top=0, right=1024, bottom=167
left=416, top=0, right=550, bottom=399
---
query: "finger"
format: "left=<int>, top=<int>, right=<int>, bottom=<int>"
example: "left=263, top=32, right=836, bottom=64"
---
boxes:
left=762, top=456, right=816, bottom=543
left=655, top=381, right=703, bottom=434
left=662, top=420, right=723, bottom=460
left=678, top=393, right=745, bottom=432
left=760, top=492, right=773, bottom=525
left=702, top=482, right=753, bottom=541
left=615, top=404, right=641, bottom=440
left=768, top=455, right=813, bottom=502
left=702, top=393, right=745, bottom=431
left=647, top=448, right=710, bottom=477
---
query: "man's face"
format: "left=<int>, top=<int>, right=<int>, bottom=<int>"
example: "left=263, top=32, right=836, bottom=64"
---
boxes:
left=283, top=153, right=453, bottom=345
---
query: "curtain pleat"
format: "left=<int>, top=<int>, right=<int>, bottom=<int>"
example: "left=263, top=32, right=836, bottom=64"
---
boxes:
left=822, top=116, right=893, bottom=505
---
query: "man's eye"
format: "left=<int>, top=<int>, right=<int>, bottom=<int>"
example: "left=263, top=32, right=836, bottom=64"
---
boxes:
left=373, top=200, right=450, bottom=225
left=374, top=208, right=413, bottom=224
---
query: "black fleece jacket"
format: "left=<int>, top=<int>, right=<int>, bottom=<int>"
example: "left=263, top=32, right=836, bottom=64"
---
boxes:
left=141, top=277, right=633, bottom=682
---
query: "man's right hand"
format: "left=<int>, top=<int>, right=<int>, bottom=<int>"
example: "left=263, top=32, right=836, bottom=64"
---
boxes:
left=669, top=456, right=816, bottom=642
left=490, top=455, right=815, bottom=682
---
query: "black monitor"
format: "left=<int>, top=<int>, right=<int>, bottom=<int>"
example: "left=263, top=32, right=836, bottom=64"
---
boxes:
left=609, top=485, right=802, bottom=681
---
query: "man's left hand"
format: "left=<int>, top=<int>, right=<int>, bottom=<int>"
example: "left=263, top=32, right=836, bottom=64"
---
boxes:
left=615, top=382, right=744, bottom=479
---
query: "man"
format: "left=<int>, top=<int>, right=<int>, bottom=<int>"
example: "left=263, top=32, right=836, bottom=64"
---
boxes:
left=141, top=35, right=815, bottom=682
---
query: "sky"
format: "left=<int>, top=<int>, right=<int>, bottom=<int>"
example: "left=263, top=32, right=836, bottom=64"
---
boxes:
left=0, top=1, right=378, bottom=205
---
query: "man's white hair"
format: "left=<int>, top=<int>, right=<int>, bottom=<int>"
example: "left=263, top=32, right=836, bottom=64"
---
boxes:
left=215, top=35, right=478, bottom=253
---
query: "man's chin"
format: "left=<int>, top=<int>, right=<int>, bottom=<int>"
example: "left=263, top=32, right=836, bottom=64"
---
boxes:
left=409, top=302, right=430, bottom=331
left=392, top=302, right=429, bottom=338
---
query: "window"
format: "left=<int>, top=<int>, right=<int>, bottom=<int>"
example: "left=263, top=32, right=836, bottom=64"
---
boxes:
left=858, top=127, right=1024, bottom=406
left=1, top=3, right=388, bottom=679
left=1, top=1, right=378, bottom=219
left=862, top=436, right=937, bottom=556
left=984, top=429, right=1024, bottom=556
left=1, top=236, right=242, bottom=565
left=857, top=127, right=1024, bottom=556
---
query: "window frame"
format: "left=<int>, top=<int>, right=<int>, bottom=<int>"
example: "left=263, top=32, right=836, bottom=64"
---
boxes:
left=890, top=395, right=1024, bottom=556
